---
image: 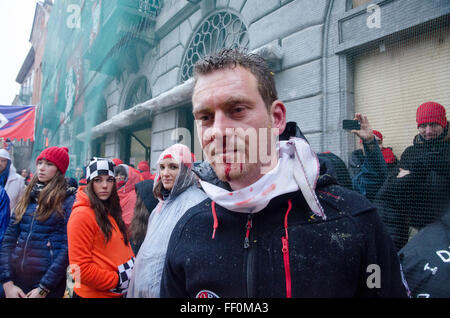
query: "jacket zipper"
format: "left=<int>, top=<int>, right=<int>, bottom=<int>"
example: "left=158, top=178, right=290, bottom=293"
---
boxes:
left=244, top=214, right=255, bottom=297
left=244, top=215, right=252, bottom=249
left=21, top=207, right=37, bottom=272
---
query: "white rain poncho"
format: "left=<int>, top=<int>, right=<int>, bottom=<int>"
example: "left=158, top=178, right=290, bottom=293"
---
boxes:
left=127, top=144, right=207, bottom=298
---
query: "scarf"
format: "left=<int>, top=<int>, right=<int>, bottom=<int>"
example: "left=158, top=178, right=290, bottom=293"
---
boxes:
left=117, top=180, right=126, bottom=189
left=199, top=138, right=326, bottom=219
left=30, top=181, right=77, bottom=203
left=30, top=182, right=46, bottom=203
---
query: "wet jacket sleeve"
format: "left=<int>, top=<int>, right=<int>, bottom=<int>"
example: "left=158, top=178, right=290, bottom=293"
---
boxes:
left=67, top=209, right=119, bottom=291
left=0, top=214, right=20, bottom=284
left=352, top=138, right=387, bottom=201
left=374, top=167, right=419, bottom=251
left=39, top=195, right=75, bottom=291
left=0, top=189, right=10, bottom=248
left=355, top=208, right=410, bottom=297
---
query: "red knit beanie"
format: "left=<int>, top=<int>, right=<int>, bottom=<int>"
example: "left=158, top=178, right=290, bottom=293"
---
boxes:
left=112, top=158, right=123, bottom=166
left=36, top=146, right=70, bottom=174
left=416, top=102, right=447, bottom=128
left=373, top=130, right=383, bottom=142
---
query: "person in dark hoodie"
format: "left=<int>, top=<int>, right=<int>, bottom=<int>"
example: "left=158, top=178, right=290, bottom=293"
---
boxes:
left=375, top=102, right=450, bottom=251
left=160, top=49, right=408, bottom=298
left=398, top=210, right=450, bottom=298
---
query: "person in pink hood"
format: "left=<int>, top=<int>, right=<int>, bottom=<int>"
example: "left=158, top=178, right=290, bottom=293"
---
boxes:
left=114, top=164, right=142, bottom=231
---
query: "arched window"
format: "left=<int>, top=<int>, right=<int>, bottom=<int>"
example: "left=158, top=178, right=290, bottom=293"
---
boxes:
left=124, top=76, right=152, bottom=110
left=180, top=11, right=249, bottom=82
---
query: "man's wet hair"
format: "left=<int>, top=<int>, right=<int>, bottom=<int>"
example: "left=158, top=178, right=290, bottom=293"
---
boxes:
left=193, top=48, right=278, bottom=110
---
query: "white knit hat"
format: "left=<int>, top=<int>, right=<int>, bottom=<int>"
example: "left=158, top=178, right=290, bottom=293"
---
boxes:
left=0, top=149, right=11, bottom=161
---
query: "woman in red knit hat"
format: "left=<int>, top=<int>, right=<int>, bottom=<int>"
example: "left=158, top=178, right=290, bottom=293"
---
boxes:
left=0, top=146, right=76, bottom=298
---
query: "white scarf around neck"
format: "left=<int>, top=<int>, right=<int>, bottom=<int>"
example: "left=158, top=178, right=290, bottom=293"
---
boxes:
left=199, top=138, right=326, bottom=219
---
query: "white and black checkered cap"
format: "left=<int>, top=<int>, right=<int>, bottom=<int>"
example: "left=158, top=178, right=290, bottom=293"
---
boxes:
left=86, top=157, right=116, bottom=183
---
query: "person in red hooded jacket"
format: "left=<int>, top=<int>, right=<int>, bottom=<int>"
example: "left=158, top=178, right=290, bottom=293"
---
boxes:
left=114, top=164, right=142, bottom=231
left=137, top=161, right=154, bottom=180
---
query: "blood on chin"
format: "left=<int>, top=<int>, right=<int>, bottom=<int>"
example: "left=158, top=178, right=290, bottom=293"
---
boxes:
left=213, top=162, right=247, bottom=182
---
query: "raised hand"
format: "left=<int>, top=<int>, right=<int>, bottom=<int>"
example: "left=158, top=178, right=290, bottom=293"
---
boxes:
left=351, top=113, right=374, bottom=142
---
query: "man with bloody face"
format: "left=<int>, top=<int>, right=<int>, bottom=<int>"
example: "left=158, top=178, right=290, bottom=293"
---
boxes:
left=160, top=49, right=409, bottom=298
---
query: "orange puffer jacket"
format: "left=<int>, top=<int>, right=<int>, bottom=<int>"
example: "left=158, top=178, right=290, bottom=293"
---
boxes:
left=67, top=187, right=134, bottom=298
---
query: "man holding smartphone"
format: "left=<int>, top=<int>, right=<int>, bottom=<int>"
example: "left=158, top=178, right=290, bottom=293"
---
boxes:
left=347, top=114, right=388, bottom=201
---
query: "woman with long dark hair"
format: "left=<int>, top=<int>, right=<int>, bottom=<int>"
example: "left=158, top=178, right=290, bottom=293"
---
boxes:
left=129, top=179, right=159, bottom=255
left=0, top=146, right=76, bottom=298
left=67, top=157, right=134, bottom=298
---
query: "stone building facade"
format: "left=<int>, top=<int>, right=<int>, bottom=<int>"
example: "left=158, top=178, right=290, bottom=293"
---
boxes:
left=39, top=0, right=450, bottom=173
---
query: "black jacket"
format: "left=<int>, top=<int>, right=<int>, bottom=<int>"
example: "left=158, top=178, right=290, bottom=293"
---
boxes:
left=399, top=211, right=450, bottom=298
left=375, top=128, right=450, bottom=250
left=160, top=175, right=409, bottom=298
left=135, top=179, right=159, bottom=214
left=317, top=152, right=352, bottom=190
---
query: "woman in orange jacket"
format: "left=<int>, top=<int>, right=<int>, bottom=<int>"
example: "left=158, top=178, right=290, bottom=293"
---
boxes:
left=67, top=157, right=134, bottom=298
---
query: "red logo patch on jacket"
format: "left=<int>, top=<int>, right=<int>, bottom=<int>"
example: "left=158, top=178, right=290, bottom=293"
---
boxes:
left=196, top=290, right=219, bottom=298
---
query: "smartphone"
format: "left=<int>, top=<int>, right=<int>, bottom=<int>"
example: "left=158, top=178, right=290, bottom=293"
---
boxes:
left=342, top=120, right=360, bottom=130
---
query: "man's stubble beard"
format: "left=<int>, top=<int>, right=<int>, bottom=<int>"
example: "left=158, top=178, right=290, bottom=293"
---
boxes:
left=205, top=129, right=274, bottom=185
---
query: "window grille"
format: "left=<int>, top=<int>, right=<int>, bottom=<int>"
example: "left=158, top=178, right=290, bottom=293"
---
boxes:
left=180, top=11, right=249, bottom=82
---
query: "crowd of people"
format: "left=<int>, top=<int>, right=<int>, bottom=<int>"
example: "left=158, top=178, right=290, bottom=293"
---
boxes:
left=0, top=49, right=448, bottom=299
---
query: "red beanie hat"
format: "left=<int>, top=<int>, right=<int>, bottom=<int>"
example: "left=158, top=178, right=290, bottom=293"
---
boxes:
left=373, top=130, right=383, bottom=142
left=36, top=146, right=70, bottom=174
left=416, top=102, right=447, bottom=128
left=112, top=158, right=123, bottom=166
